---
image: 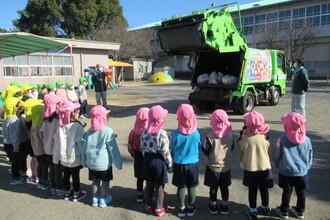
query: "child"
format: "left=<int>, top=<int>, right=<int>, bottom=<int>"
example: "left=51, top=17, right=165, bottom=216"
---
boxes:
left=66, top=81, right=78, bottom=103
left=2, top=97, right=27, bottom=184
left=141, top=105, right=172, bottom=217
left=82, top=105, right=122, bottom=208
left=55, top=80, right=68, bottom=101
left=171, top=104, right=201, bottom=217
left=43, top=93, right=65, bottom=196
left=22, top=98, right=41, bottom=183
left=47, top=83, right=57, bottom=94
left=274, top=112, right=313, bottom=219
left=127, top=107, right=150, bottom=203
left=21, top=84, right=33, bottom=101
left=202, top=109, right=234, bottom=215
left=37, top=84, right=47, bottom=100
left=30, top=101, right=49, bottom=190
left=78, top=77, right=88, bottom=118
left=29, top=83, right=38, bottom=99
left=238, top=111, right=273, bottom=219
left=57, top=101, right=87, bottom=202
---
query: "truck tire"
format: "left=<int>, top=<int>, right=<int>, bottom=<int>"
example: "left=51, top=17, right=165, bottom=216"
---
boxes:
left=238, top=91, right=254, bottom=114
left=269, top=87, right=280, bottom=106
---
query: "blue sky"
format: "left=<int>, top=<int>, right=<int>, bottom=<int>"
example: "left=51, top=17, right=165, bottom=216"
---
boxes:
left=0, top=0, right=252, bottom=30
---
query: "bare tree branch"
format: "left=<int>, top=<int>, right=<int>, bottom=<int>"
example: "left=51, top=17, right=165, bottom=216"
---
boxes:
left=90, top=19, right=156, bottom=62
left=261, top=20, right=318, bottom=64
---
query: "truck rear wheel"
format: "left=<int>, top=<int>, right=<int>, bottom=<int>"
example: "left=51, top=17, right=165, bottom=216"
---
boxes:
left=269, top=87, right=280, bottom=106
left=238, top=91, right=254, bottom=114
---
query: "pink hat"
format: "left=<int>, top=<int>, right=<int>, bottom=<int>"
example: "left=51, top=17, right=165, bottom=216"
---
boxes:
left=176, top=104, right=197, bottom=135
left=43, top=93, right=63, bottom=118
left=146, top=105, right=168, bottom=134
left=133, top=107, right=150, bottom=135
left=281, top=112, right=306, bottom=144
left=58, top=101, right=81, bottom=126
left=243, top=111, right=270, bottom=135
left=210, top=109, right=232, bottom=138
left=90, top=105, right=110, bottom=132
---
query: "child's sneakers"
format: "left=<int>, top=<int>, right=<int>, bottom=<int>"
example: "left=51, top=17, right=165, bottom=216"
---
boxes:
left=56, top=189, right=65, bottom=196
left=186, top=205, right=196, bottom=217
left=29, top=176, right=39, bottom=184
left=145, top=206, right=153, bottom=214
left=220, top=203, right=229, bottom=215
left=10, top=177, right=27, bottom=185
left=155, top=205, right=168, bottom=217
left=99, top=195, right=112, bottom=208
left=259, top=206, right=271, bottom=215
left=136, top=192, right=146, bottom=203
left=207, top=202, right=218, bottom=215
left=37, top=183, right=49, bottom=190
left=275, top=206, right=289, bottom=219
left=247, top=208, right=258, bottom=220
left=64, top=190, right=74, bottom=201
left=72, top=191, right=87, bottom=202
left=178, top=206, right=186, bottom=217
left=291, top=206, right=304, bottom=219
left=92, top=197, right=99, bottom=207
left=50, top=188, right=57, bottom=195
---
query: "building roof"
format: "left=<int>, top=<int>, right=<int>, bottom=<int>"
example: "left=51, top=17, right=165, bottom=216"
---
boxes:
left=49, top=37, right=121, bottom=51
left=233, top=0, right=293, bottom=12
left=0, top=32, right=68, bottom=58
left=128, top=0, right=294, bottom=31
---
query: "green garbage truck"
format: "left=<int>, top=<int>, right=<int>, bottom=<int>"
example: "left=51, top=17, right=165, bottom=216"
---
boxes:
left=158, top=3, right=288, bottom=114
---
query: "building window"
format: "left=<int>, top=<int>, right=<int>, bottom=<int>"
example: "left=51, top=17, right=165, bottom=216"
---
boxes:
left=243, top=16, right=254, bottom=25
left=321, top=14, right=330, bottom=25
left=279, top=10, right=291, bottom=20
left=267, top=12, right=278, bottom=22
left=307, top=5, right=320, bottom=16
left=306, top=16, right=320, bottom=26
left=255, top=14, right=266, bottom=24
left=255, top=24, right=265, bottom=33
left=279, top=21, right=290, bottom=30
left=322, top=3, right=330, bottom=14
left=2, top=55, right=72, bottom=77
left=292, top=18, right=305, bottom=28
left=293, top=7, right=306, bottom=18
left=54, top=67, right=73, bottom=76
left=243, top=26, right=254, bottom=35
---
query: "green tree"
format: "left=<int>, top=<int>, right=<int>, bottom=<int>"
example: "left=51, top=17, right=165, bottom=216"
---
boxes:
left=13, top=0, right=127, bottom=39
left=13, top=0, right=60, bottom=37
left=0, top=28, right=8, bottom=33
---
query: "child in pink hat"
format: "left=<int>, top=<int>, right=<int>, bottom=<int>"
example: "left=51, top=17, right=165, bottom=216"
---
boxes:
left=141, top=105, right=172, bottom=217
left=43, top=93, right=65, bottom=196
left=238, top=111, right=273, bottom=219
left=171, top=104, right=201, bottom=217
left=127, top=107, right=150, bottom=203
left=202, top=109, right=234, bottom=215
left=274, top=112, right=313, bottom=219
left=55, top=101, right=87, bottom=202
left=82, top=105, right=122, bottom=208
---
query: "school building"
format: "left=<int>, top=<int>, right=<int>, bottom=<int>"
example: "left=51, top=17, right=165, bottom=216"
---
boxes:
left=0, top=32, right=120, bottom=91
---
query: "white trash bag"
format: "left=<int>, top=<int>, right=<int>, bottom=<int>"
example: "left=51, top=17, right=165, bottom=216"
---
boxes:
left=222, top=74, right=238, bottom=85
left=197, top=73, right=210, bottom=84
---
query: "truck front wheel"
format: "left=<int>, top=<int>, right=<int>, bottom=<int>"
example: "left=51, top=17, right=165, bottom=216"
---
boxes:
left=238, top=91, right=255, bottom=114
left=269, top=87, right=280, bottom=106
